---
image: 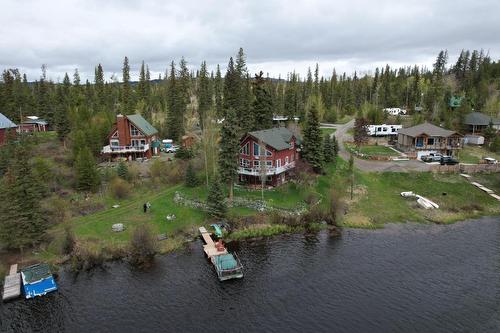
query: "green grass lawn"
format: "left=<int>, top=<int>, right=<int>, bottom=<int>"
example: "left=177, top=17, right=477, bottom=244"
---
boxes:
left=320, top=128, right=336, bottom=137
left=458, top=145, right=500, bottom=164
left=346, top=143, right=399, bottom=157
left=349, top=172, right=499, bottom=225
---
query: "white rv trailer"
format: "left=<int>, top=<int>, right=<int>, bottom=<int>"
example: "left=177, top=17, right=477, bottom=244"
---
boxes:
left=383, top=107, right=407, bottom=116
left=367, top=124, right=402, bottom=136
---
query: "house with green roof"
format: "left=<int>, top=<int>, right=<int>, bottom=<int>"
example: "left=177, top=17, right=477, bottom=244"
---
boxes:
left=102, top=114, right=159, bottom=160
left=238, top=127, right=301, bottom=187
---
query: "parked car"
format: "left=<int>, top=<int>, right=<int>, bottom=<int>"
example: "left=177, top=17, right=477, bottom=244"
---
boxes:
left=421, top=153, right=443, bottom=162
left=165, top=145, right=179, bottom=153
left=482, top=157, right=498, bottom=164
left=440, top=156, right=459, bottom=165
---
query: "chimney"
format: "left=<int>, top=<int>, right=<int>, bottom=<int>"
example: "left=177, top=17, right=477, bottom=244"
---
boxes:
left=116, top=114, right=129, bottom=146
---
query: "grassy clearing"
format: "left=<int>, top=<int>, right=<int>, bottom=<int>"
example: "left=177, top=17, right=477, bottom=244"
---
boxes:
left=458, top=145, right=500, bottom=164
left=345, top=143, right=399, bottom=157
left=348, top=172, right=500, bottom=225
left=336, top=115, right=354, bottom=124
left=320, top=128, right=337, bottom=137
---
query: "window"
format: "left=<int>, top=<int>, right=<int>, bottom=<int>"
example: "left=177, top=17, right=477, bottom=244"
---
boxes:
left=253, top=160, right=260, bottom=167
left=266, top=149, right=272, bottom=156
left=416, top=137, right=424, bottom=147
left=383, top=127, right=387, bottom=132
left=131, top=139, right=141, bottom=147
left=130, top=125, right=141, bottom=137
left=240, top=159, right=250, bottom=167
left=253, top=143, right=260, bottom=156
left=111, top=131, right=118, bottom=138
left=140, top=139, right=146, bottom=146
left=240, top=142, right=250, bottom=155
left=266, top=160, right=273, bottom=167
left=391, top=128, right=396, bottom=132
left=377, top=127, right=382, bottom=132
left=110, top=139, right=119, bottom=147
left=285, top=157, right=289, bottom=165
left=427, top=138, right=435, bottom=145
left=276, top=159, right=281, bottom=168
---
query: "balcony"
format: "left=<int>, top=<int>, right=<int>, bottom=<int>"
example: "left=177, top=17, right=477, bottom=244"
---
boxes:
left=238, top=161, right=295, bottom=176
left=102, top=144, right=149, bottom=154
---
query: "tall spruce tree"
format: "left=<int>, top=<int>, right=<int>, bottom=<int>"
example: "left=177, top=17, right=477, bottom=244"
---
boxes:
left=218, top=107, right=240, bottom=201
left=302, top=102, right=324, bottom=172
left=75, top=147, right=100, bottom=192
left=166, top=61, right=184, bottom=141
left=0, top=145, right=46, bottom=249
left=323, top=135, right=334, bottom=163
left=252, top=71, right=273, bottom=130
left=207, top=175, right=226, bottom=218
left=214, top=65, right=223, bottom=117
left=197, top=61, right=212, bottom=129
left=121, top=56, right=132, bottom=114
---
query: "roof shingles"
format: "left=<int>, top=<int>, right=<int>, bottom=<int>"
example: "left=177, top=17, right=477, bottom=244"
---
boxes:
left=247, top=127, right=301, bottom=150
left=398, top=122, right=459, bottom=138
left=127, top=114, right=158, bottom=136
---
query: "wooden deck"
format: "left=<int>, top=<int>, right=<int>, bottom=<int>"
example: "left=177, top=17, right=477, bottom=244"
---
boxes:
left=199, top=227, right=227, bottom=258
left=3, top=264, right=21, bottom=302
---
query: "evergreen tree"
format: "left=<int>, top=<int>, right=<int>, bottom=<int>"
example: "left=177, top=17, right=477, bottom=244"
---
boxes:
left=54, top=84, right=70, bottom=143
left=121, top=56, right=133, bottom=114
left=206, top=175, right=226, bottom=218
left=302, top=102, right=324, bottom=172
left=214, top=65, right=223, bottom=117
left=218, top=107, right=240, bottom=201
left=95, top=63, right=105, bottom=107
left=75, top=147, right=100, bottom=192
left=166, top=61, right=184, bottom=141
left=117, top=161, right=129, bottom=180
left=138, top=60, right=148, bottom=102
left=197, top=61, right=212, bottom=129
left=0, top=145, right=46, bottom=249
left=185, top=162, right=198, bottom=187
left=252, top=71, right=273, bottom=130
left=323, top=135, right=334, bottom=163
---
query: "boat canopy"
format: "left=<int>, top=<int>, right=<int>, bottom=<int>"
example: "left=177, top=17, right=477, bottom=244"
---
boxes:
left=214, top=254, right=238, bottom=270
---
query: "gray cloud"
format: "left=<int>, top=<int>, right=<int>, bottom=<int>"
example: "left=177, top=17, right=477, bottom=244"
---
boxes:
left=1, top=0, right=498, bottom=81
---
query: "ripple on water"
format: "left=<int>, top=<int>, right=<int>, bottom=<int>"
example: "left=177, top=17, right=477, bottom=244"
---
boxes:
left=1, top=216, right=499, bottom=332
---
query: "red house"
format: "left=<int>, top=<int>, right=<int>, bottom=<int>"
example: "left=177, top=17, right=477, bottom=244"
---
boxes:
left=238, top=127, right=301, bottom=187
left=102, top=114, right=159, bottom=160
left=0, top=112, right=17, bottom=146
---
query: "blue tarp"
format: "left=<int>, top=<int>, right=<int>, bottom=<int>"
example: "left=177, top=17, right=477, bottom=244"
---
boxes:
left=23, top=277, right=58, bottom=299
left=214, top=254, right=238, bottom=271
left=211, top=224, right=223, bottom=237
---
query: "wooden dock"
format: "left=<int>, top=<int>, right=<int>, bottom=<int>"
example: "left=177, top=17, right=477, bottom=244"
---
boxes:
left=2, top=264, right=21, bottom=302
left=199, top=227, right=227, bottom=258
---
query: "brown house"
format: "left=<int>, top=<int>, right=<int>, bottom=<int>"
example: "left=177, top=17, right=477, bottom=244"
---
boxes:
left=397, top=122, right=463, bottom=159
left=102, top=114, right=159, bottom=160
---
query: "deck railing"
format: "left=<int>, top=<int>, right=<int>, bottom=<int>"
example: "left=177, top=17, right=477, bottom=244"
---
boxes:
left=102, top=144, right=149, bottom=154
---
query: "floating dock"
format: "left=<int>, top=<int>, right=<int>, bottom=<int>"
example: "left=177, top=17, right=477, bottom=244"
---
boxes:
left=2, top=264, right=21, bottom=302
left=199, top=227, right=243, bottom=281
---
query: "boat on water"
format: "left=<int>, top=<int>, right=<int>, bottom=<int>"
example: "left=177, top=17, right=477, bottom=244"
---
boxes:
left=21, top=263, right=58, bottom=299
left=199, top=226, right=243, bottom=281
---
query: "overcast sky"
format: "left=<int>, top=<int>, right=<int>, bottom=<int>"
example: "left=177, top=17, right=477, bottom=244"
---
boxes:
left=1, top=0, right=499, bottom=82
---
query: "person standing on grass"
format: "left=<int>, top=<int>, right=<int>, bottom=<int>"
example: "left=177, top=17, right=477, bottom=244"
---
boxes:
left=143, top=203, right=147, bottom=213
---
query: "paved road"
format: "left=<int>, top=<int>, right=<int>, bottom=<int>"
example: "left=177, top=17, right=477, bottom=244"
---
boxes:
left=323, top=120, right=431, bottom=172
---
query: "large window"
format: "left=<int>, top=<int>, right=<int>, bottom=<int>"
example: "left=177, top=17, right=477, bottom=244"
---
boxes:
left=240, top=159, right=250, bottom=168
left=276, top=159, right=281, bottom=168
left=427, top=138, right=435, bottom=145
left=130, top=125, right=141, bottom=137
left=110, top=139, right=119, bottom=147
left=253, top=142, right=260, bottom=156
left=416, top=137, right=424, bottom=147
left=253, top=160, right=260, bottom=168
left=240, top=142, right=250, bottom=155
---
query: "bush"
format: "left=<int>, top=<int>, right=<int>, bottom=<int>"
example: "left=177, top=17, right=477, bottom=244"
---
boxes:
left=117, top=161, right=129, bottom=180
left=129, top=224, right=158, bottom=268
left=41, top=195, right=71, bottom=225
left=175, top=146, right=194, bottom=160
left=184, top=163, right=198, bottom=187
left=61, top=225, right=76, bottom=255
left=109, top=177, right=132, bottom=199
left=71, top=243, right=105, bottom=271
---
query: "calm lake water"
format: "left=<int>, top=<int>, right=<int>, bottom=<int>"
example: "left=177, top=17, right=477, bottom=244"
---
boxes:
left=1, top=216, right=500, bottom=332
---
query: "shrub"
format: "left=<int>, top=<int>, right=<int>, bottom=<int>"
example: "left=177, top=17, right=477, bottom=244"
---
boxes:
left=109, top=177, right=132, bottom=199
left=184, top=163, right=198, bottom=187
left=61, top=225, right=76, bottom=255
left=117, top=161, right=129, bottom=180
left=41, top=195, right=71, bottom=225
left=71, top=243, right=105, bottom=271
left=129, top=224, right=158, bottom=268
left=175, top=146, right=194, bottom=160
